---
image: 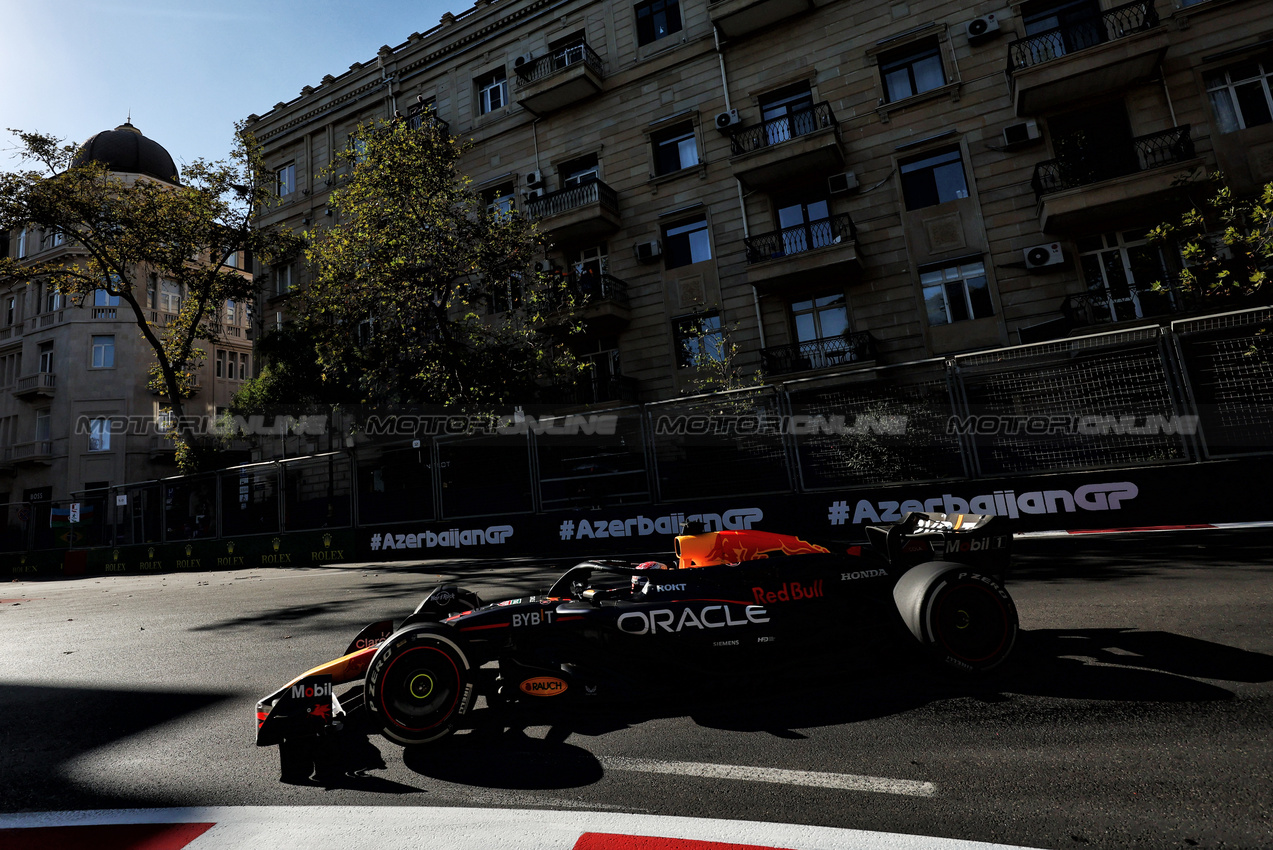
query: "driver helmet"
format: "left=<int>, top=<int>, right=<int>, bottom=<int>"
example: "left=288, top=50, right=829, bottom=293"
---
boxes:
left=631, top=560, right=669, bottom=593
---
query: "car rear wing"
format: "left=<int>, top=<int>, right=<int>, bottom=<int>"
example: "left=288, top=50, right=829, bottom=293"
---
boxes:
left=866, top=512, right=1011, bottom=578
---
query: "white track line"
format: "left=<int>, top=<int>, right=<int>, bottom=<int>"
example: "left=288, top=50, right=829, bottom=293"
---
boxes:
left=600, top=756, right=938, bottom=797
left=0, top=807, right=1044, bottom=850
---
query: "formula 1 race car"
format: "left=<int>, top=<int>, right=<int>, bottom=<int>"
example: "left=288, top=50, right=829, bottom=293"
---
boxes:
left=256, top=512, right=1018, bottom=749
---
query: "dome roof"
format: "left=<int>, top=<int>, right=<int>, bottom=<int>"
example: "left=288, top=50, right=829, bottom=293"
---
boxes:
left=72, top=122, right=180, bottom=184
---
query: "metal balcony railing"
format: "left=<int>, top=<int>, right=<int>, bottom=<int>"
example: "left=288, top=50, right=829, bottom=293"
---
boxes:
left=745, top=213, right=856, bottom=264
left=729, top=102, right=838, bottom=156
left=760, top=331, right=877, bottom=374
left=525, top=179, right=619, bottom=220
left=404, top=104, right=450, bottom=137
left=515, top=42, right=604, bottom=86
left=1032, top=125, right=1194, bottom=197
left=554, top=272, right=629, bottom=309
left=1007, top=0, right=1159, bottom=75
left=1062, top=283, right=1197, bottom=327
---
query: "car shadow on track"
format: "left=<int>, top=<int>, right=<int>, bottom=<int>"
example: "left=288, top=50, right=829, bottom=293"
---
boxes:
left=277, top=626, right=1273, bottom=791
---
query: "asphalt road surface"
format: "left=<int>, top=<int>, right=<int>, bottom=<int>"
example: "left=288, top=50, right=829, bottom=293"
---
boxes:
left=1, top=528, right=1270, bottom=850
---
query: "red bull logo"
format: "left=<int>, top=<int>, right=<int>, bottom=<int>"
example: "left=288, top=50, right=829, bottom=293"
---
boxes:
left=675, top=530, right=829, bottom=568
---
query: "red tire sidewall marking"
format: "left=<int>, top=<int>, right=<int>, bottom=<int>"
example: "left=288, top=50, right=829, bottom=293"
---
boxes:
left=378, top=643, right=460, bottom=733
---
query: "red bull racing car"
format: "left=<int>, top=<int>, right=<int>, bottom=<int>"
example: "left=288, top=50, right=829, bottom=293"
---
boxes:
left=256, top=512, right=1018, bottom=749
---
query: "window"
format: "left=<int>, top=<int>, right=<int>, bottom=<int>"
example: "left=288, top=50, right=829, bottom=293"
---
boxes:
left=273, top=263, right=293, bottom=296
left=1077, top=230, right=1170, bottom=322
left=635, top=0, right=682, bottom=46
left=224, top=250, right=241, bottom=269
left=158, top=279, right=181, bottom=313
left=88, top=418, right=111, bottom=452
left=238, top=352, right=250, bottom=380
left=900, top=147, right=969, bottom=210
left=1206, top=56, right=1273, bottom=134
left=44, top=285, right=62, bottom=313
left=674, top=312, right=723, bottom=368
left=5, top=297, right=15, bottom=326
left=215, top=350, right=227, bottom=379
left=275, top=163, right=296, bottom=196
left=879, top=39, right=946, bottom=102
left=791, top=294, right=851, bottom=369
left=775, top=196, right=832, bottom=254
left=91, top=335, right=115, bottom=368
left=17, top=229, right=27, bottom=259
left=663, top=215, right=712, bottom=268
left=42, top=229, right=64, bottom=250
left=37, top=342, right=53, bottom=374
left=483, top=184, right=515, bottom=218
left=561, top=154, right=600, bottom=187
left=226, top=300, right=237, bottom=324
left=759, top=83, right=818, bottom=144
left=921, top=260, right=993, bottom=326
left=652, top=122, right=699, bottom=175
left=93, top=290, right=119, bottom=307
left=35, top=410, right=50, bottom=442
left=156, top=404, right=175, bottom=434
left=1021, top=0, right=1105, bottom=61
left=476, top=69, right=508, bottom=114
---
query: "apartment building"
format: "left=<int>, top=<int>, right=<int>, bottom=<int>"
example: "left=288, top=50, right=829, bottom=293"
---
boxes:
left=0, top=123, right=254, bottom=539
left=246, top=0, right=1270, bottom=404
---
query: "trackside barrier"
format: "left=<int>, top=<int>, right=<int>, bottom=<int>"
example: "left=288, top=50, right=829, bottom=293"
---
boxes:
left=1, top=308, right=1269, bottom=576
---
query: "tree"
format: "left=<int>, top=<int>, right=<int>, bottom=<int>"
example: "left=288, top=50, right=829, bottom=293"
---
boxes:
left=1148, top=176, right=1273, bottom=301
left=296, top=116, right=578, bottom=407
left=0, top=125, right=300, bottom=470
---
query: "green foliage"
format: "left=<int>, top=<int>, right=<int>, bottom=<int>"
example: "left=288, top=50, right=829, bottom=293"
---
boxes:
left=298, top=117, right=579, bottom=407
left=683, top=315, right=764, bottom=396
left=0, top=124, right=299, bottom=472
left=1148, top=176, right=1273, bottom=300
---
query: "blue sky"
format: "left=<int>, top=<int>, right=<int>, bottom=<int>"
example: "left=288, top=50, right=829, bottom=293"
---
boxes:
left=0, top=0, right=456, bottom=173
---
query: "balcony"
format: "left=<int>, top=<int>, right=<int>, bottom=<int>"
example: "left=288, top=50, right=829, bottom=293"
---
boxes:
left=9, top=441, right=54, bottom=464
left=761, top=331, right=878, bottom=375
left=1062, top=283, right=1197, bottom=329
left=1007, top=0, right=1167, bottom=116
left=709, top=0, right=812, bottom=39
left=404, top=103, right=450, bottom=137
left=547, top=272, right=632, bottom=334
left=13, top=372, right=56, bottom=399
left=148, top=435, right=179, bottom=461
left=744, top=213, right=862, bottom=290
left=514, top=42, right=605, bottom=115
left=1032, top=125, right=1205, bottom=232
left=525, top=179, right=621, bottom=242
left=727, top=102, right=844, bottom=190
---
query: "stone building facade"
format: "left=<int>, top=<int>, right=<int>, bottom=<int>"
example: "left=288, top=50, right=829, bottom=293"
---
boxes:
left=246, top=0, right=1270, bottom=403
left=0, top=124, right=254, bottom=538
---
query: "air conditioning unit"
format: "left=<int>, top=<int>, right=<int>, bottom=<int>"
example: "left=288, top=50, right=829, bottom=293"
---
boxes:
left=634, top=240, right=662, bottom=262
left=533, top=260, right=555, bottom=273
left=1024, top=242, right=1064, bottom=269
left=1002, top=120, right=1041, bottom=147
left=524, top=188, right=544, bottom=202
left=715, top=109, right=742, bottom=131
left=828, top=171, right=859, bottom=194
left=525, top=169, right=544, bottom=188
left=965, top=14, right=1000, bottom=40
left=514, top=52, right=535, bottom=69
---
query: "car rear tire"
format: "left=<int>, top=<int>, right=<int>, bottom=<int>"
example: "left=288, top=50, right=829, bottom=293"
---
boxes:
left=892, top=561, right=1018, bottom=673
left=365, top=625, right=475, bottom=745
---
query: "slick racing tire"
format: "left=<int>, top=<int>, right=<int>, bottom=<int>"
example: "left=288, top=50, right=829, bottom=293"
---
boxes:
left=365, top=625, right=475, bottom=746
left=892, top=561, right=1018, bottom=673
